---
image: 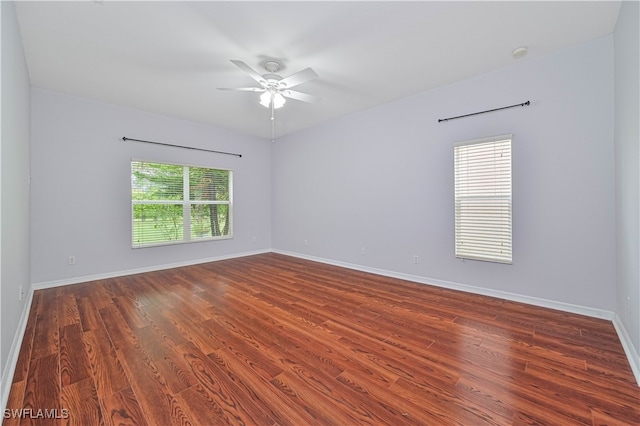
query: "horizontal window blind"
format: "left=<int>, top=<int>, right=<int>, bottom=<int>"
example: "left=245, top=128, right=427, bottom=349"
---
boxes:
left=454, top=136, right=512, bottom=264
left=132, top=161, right=232, bottom=248
left=189, top=166, right=231, bottom=240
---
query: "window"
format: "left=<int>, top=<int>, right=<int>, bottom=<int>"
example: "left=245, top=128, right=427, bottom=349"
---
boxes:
left=131, top=161, right=232, bottom=248
left=454, top=135, right=512, bottom=264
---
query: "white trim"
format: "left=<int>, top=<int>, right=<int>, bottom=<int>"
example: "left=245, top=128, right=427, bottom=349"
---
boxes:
left=130, top=157, right=234, bottom=173
left=613, top=313, right=640, bottom=386
left=1, top=288, right=35, bottom=413
left=130, top=233, right=233, bottom=250
left=453, top=133, right=513, bottom=148
left=32, top=249, right=270, bottom=290
left=272, top=249, right=614, bottom=321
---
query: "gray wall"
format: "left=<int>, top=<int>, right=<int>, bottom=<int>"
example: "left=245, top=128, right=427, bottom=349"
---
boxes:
left=1, top=0, right=31, bottom=387
left=30, top=88, right=271, bottom=285
left=272, top=36, right=616, bottom=312
left=615, top=1, right=640, bottom=357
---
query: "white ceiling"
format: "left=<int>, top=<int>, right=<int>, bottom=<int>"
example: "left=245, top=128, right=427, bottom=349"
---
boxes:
left=15, top=1, right=621, bottom=140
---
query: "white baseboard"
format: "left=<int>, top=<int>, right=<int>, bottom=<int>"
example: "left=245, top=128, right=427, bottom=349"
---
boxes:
left=613, top=313, right=640, bottom=386
left=32, top=249, right=271, bottom=290
left=273, top=249, right=614, bottom=321
left=1, top=288, right=35, bottom=414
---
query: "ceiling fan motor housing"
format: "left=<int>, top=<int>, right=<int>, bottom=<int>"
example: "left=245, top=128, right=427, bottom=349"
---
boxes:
left=262, top=61, right=284, bottom=88
left=262, top=74, right=282, bottom=83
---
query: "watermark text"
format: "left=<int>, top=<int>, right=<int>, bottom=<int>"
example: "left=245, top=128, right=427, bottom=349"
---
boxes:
left=3, top=408, right=70, bottom=419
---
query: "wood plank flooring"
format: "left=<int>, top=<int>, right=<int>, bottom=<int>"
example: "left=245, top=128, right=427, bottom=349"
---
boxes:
left=5, top=253, right=639, bottom=425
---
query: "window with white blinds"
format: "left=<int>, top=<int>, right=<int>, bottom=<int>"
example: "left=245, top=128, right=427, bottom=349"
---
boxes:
left=454, top=135, right=512, bottom=264
left=131, top=161, right=232, bottom=248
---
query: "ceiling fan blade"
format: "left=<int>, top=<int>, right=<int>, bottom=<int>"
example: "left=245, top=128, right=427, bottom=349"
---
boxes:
left=282, top=90, right=321, bottom=104
left=230, top=59, right=266, bottom=84
left=217, top=87, right=265, bottom=92
left=278, top=67, right=318, bottom=89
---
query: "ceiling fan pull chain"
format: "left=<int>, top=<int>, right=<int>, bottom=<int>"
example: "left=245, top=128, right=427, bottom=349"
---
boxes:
left=271, top=103, right=276, bottom=143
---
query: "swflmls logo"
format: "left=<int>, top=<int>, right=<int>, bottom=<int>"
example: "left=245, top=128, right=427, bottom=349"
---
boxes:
left=3, top=408, right=70, bottom=419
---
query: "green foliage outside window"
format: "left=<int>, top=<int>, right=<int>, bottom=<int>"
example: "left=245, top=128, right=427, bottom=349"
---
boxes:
left=132, top=161, right=231, bottom=247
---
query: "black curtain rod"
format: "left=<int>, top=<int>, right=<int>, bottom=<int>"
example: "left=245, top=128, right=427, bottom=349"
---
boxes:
left=438, top=100, right=530, bottom=123
left=122, top=137, right=242, bottom=158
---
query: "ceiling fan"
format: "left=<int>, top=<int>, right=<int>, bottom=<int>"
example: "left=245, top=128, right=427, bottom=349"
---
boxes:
left=218, top=59, right=320, bottom=110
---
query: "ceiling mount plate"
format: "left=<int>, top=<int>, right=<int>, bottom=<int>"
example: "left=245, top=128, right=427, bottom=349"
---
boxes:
left=263, top=61, right=281, bottom=73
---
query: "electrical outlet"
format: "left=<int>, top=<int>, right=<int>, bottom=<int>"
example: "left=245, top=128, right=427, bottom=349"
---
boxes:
left=18, top=284, right=24, bottom=301
left=304, top=239, right=308, bottom=246
left=68, top=256, right=76, bottom=265
left=413, top=255, right=419, bottom=264
left=252, top=236, right=257, bottom=243
left=361, top=246, right=366, bottom=255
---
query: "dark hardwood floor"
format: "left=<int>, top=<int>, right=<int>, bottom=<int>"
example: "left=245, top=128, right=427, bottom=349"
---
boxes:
left=5, top=253, right=639, bottom=425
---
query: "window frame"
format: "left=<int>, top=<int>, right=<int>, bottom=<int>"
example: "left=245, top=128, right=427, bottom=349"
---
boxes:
left=131, top=159, right=233, bottom=248
left=454, top=134, right=512, bottom=264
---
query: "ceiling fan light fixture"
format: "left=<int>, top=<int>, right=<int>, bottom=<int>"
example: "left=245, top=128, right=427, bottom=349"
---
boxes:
left=259, top=91, right=272, bottom=108
left=273, top=92, right=286, bottom=109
